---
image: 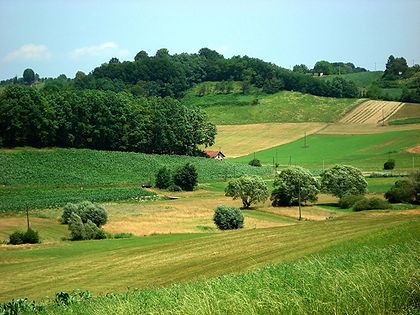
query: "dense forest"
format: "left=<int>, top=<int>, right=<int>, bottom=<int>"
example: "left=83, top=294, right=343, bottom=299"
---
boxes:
left=0, top=85, right=215, bottom=155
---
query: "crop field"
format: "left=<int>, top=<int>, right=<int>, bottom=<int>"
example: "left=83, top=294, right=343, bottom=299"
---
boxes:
left=389, top=102, right=420, bottom=122
left=0, top=148, right=271, bottom=211
left=184, top=90, right=361, bottom=125
left=340, top=100, right=404, bottom=124
left=205, top=122, right=326, bottom=157
left=1, top=210, right=418, bottom=305
left=232, top=129, right=420, bottom=171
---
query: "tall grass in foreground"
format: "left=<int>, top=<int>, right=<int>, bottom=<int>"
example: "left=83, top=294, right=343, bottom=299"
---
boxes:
left=41, top=240, right=419, bottom=315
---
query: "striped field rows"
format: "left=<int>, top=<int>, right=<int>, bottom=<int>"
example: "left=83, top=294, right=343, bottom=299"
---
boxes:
left=340, top=100, right=404, bottom=124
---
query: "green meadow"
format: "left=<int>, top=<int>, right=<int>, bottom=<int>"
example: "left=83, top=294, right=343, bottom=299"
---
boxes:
left=233, top=129, right=419, bottom=171
left=183, top=87, right=361, bottom=125
left=1, top=211, right=418, bottom=314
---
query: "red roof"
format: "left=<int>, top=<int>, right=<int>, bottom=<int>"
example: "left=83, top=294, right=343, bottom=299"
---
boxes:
left=205, top=150, right=225, bottom=158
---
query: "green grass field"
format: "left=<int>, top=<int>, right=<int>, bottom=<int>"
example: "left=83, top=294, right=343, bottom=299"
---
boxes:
left=1, top=211, right=419, bottom=314
left=233, top=129, right=420, bottom=171
left=183, top=87, right=361, bottom=124
left=0, top=148, right=270, bottom=211
left=320, top=71, right=383, bottom=88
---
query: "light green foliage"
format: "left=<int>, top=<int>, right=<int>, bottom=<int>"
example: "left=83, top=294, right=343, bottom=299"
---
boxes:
left=213, top=205, right=244, bottom=230
left=61, top=201, right=107, bottom=227
left=68, top=213, right=85, bottom=241
left=271, top=167, right=320, bottom=206
left=225, top=175, right=269, bottom=208
left=321, top=165, right=367, bottom=198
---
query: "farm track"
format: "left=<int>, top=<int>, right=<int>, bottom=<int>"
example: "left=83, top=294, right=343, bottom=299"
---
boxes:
left=340, top=100, right=404, bottom=124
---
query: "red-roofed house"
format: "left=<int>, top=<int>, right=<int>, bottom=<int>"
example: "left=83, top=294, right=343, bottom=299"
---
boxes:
left=205, top=150, right=225, bottom=161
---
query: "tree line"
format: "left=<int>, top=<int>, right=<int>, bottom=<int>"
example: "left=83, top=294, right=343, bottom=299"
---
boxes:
left=2, top=48, right=359, bottom=99
left=0, top=85, right=216, bottom=155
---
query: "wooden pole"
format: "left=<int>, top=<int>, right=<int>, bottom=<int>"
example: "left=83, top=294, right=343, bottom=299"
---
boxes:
left=26, top=206, right=30, bottom=230
left=298, top=183, right=302, bottom=221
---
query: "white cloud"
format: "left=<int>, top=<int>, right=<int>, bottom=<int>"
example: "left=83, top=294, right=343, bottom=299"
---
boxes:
left=4, top=44, right=51, bottom=62
left=69, top=42, right=129, bottom=59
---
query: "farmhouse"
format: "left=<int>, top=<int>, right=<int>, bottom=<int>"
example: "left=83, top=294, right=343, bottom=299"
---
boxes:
left=205, top=150, right=225, bottom=161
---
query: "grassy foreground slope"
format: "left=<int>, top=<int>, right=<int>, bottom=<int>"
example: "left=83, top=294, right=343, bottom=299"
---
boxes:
left=0, top=148, right=270, bottom=211
left=2, top=212, right=419, bottom=314
left=233, top=129, right=420, bottom=171
left=182, top=86, right=361, bottom=124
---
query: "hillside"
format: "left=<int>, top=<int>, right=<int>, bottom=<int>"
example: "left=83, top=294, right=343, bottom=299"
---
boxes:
left=232, top=129, right=420, bottom=171
left=339, top=100, right=404, bottom=124
left=320, top=71, right=383, bottom=88
left=0, top=148, right=270, bottom=211
left=182, top=86, right=362, bottom=124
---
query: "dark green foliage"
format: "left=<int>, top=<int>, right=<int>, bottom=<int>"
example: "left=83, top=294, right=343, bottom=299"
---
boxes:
left=8, top=228, right=40, bottom=245
left=383, top=55, right=409, bottom=80
left=173, top=163, right=198, bottom=191
left=271, top=167, right=320, bottom=206
left=213, top=205, right=244, bottom=230
left=168, top=184, right=182, bottom=192
left=384, top=179, right=416, bottom=204
left=55, top=290, right=92, bottom=306
left=321, top=165, right=367, bottom=198
left=248, top=158, right=262, bottom=167
left=84, top=220, right=99, bottom=240
left=383, top=159, right=395, bottom=170
left=9, top=231, right=25, bottom=245
left=0, top=86, right=216, bottom=155
left=155, top=167, right=172, bottom=189
left=95, top=229, right=107, bottom=240
left=1, top=298, right=44, bottom=314
left=23, top=68, right=35, bottom=85
left=23, top=228, right=40, bottom=244
left=352, top=197, right=390, bottom=211
left=338, top=194, right=365, bottom=209
left=61, top=203, right=78, bottom=224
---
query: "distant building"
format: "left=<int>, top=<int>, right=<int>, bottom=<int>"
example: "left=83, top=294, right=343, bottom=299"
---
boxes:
left=205, top=150, right=225, bottom=161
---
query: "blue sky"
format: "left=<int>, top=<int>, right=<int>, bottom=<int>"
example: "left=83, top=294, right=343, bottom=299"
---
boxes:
left=1, top=0, right=419, bottom=80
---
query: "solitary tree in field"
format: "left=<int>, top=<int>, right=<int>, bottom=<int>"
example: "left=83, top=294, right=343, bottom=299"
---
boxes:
left=320, top=165, right=367, bottom=198
left=271, top=167, right=320, bottom=206
left=225, top=175, right=269, bottom=208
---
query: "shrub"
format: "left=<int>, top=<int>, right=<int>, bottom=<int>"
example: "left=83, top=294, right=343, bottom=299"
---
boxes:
left=68, top=213, right=86, bottom=241
left=271, top=167, right=320, bottom=206
left=384, top=159, right=395, bottom=170
left=9, top=228, right=40, bottom=245
left=9, top=231, right=25, bottom=245
left=248, top=158, right=262, bottom=167
left=61, top=201, right=107, bottom=227
left=353, top=197, right=390, bottom=211
left=321, top=165, right=367, bottom=198
left=385, top=179, right=415, bottom=203
left=225, top=175, right=269, bottom=208
left=81, top=203, right=108, bottom=227
left=338, top=194, right=365, bottom=209
left=173, top=163, right=198, bottom=191
left=22, top=228, right=40, bottom=244
left=61, top=203, right=78, bottom=224
left=213, top=205, right=244, bottom=230
left=84, top=220, right=99, bottom=240
left=155, top=167, right=172, bottom=189
left=168, top=184, right=182, bottom=192
left=95, top=229, right=107, bottom=240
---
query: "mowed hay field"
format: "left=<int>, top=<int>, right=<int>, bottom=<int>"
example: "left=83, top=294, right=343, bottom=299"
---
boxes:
left=205, top=122, right=326, bottom=157
left=1, top=210, right=418, bottom=303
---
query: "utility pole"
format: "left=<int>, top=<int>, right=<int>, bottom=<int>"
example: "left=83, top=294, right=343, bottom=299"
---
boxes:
left=374, top=62, right=377, bottom=71
left=26, top=206, right=30, bottom=230
left=298, top=182, right=302, bottom=221
left=303, top=131, right=308, bottom=148
left=289, top=156, right=292, bottom=166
